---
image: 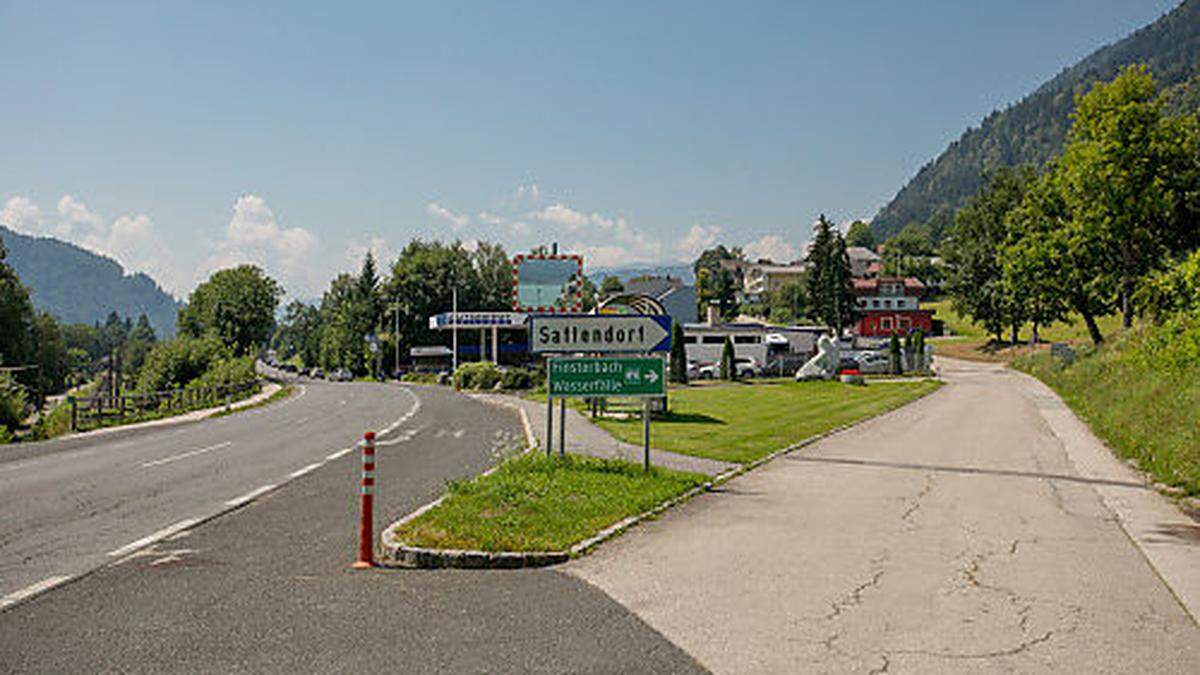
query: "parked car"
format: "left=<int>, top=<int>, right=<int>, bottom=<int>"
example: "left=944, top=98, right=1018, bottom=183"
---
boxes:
left=686, top=360, right=701, bottom=380
left=697, top=356, right=760, bottom=379
left=331, top=368, right=353, bottom=382
left=853, top=352, right=891, bottom=374
left=309, top=367, right=325, bottom=379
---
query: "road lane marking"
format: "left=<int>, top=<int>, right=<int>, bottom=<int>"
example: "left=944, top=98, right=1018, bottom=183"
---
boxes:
left=288, top=463, right=321, bottom=479
left=326, top=447, right=354, bottom=461
left=0, top=576, right=72, bottom=611
left=107, top=518, right=200, bottom=558
left=141, top=441, right=232, bottom=468
left=224, top=484, right=276, bottom=507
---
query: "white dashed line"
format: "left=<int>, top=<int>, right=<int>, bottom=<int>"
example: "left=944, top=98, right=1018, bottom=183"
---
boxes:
left=0, top=576, right=72, bottom=611
left=107, top=518, right=200, bottom=558
left=224, top=485, right=276, bottom=508
left=141, top=441, right=232, bottom=468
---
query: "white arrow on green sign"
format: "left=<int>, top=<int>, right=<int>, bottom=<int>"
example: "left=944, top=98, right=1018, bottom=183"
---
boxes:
left=547, top=356, right=665, bottom=398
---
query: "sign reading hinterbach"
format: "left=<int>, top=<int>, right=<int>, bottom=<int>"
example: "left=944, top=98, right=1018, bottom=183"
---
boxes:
left=530, top=315, right=672, bottom=354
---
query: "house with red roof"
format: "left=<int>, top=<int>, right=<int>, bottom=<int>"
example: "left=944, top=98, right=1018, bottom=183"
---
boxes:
left=852, top=276, right=934, bottom=337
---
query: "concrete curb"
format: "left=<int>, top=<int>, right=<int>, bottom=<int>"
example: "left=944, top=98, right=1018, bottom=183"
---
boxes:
left=378, top=381, right=945, bottom=570
left=58, top=381, right=287, bottom=441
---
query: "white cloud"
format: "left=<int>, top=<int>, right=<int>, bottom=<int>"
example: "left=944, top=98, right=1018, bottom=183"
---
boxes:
left=345, top=236, right=396, bottom=271
left=57, top=195, right=105, bottom=241
left=534, top=203, right=590, bottom=230
left=744, top=234, right=797, bottom=263
left=676, top=224, right=722, bottom=260
left=508, top=220, right=532, bottom=236
left=205, top=194, right=319, bottom=296
left=516, top=183, right=540, bottom=201
left=0, top=196, right=44, bottom=234
left=426, top=202, right=469, bottom=230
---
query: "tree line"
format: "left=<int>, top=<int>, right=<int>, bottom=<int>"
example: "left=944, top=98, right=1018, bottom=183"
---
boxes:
left=942, top=65, right=1200, bottom=345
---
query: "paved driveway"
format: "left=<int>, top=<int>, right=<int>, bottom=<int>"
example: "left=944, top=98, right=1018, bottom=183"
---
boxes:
left=568, top=358, right=1200, bottom=673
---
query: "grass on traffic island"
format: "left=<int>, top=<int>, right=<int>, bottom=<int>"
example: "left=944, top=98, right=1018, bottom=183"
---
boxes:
left=591, top=379, right=941, bottom=464
left=391, top=453, right=707, bottom=553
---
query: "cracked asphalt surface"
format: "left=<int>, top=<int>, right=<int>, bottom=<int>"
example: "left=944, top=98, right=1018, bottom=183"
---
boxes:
left=567, top=358, right=1200, bottom=673
left=0, top=381, right=704, bottom=674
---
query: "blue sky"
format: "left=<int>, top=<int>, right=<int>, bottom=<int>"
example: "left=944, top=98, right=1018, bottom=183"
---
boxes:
left=0, top=1, right=1181, bottom=297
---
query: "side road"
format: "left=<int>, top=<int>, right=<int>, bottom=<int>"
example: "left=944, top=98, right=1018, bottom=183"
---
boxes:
left=567, top=357, right=1200, bottom=673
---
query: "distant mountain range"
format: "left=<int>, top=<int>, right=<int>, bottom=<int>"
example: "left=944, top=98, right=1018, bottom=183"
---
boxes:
left=587, top=263, right=695, bottom=285
left=871, top=0, right=1200, bottom=241
left=0, top=226, right=179, bottom=336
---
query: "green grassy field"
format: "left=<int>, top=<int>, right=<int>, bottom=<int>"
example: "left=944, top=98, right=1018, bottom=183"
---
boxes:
left=926, top=299, right=1125, bottom=343
left=1013, top=315, right=1200, bottom=496
left=591, top=379, right=941, bottom=464
left=391, top=453, right=706, bottom=552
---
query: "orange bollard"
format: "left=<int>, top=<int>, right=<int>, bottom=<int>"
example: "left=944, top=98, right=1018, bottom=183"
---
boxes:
left=352, top=431, right=376, bottom=569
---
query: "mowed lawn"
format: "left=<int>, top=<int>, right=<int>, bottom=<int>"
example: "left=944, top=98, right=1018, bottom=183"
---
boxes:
left=594, top=379, right=941, bottom=464
left=391, top=454, right=706, bottom=552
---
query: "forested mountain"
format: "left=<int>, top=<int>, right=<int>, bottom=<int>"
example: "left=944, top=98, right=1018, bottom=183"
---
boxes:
left=0, top=226, right=178, bottom=336
left=871, top=0, right=1200, bottom=241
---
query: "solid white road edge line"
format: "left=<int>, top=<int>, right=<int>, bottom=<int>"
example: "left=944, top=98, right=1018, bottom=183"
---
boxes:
left=224, top=485, right=276, bottom=508
left=288, top=463, right=322, bottom=479
left=107, top=518, right=200, bottom=558
left=0, top=576, right=72, bottom=611
left=326, top=447, right=354, bottom=461
left=141, top=441, right=233, bottom=468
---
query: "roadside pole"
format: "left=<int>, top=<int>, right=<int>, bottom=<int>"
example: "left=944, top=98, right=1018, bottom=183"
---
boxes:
left=642, top=398, right=651, bottom=472
left=558, top=398, right=566, bottom=458
left=352, top=431, right=376, bottom=569
left=545, top=386, right=553, bottom=458
left=451, top=288, right=458, bottom=378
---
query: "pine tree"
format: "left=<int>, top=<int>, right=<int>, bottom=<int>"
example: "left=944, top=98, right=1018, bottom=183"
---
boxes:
left=668, top=322, right=688, bottom=384
left=719, top=335, right=736, bottom=381
left=806, top=215, right=856, bottom=335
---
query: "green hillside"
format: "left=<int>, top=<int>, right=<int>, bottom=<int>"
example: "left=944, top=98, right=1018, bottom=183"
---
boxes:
left=872, top=0, right=1200, bottom=241
left=0, top=226, right=178, bottom=336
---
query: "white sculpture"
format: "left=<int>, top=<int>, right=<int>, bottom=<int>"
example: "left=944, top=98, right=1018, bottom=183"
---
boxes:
left=795, top=335, right=840, bottom=381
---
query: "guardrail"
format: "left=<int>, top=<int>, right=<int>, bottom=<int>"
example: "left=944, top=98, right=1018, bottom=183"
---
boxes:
left=67, top=379, right=262, bottom=432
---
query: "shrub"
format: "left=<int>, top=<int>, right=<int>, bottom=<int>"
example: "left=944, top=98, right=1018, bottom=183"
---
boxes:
left=454, top=361, right=502, bottom=390
left=185, top=355, right=258, bottom=393
left=499, top=366, right=535, bottom=390
left=0, top=373, right=28, bottom=432
left=1136, top=250, right=1200, bottom=322
left=135, top=336, right=230, bottom=392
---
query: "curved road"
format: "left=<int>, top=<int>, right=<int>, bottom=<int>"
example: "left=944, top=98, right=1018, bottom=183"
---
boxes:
left=0, top=379, right=703, bottom=673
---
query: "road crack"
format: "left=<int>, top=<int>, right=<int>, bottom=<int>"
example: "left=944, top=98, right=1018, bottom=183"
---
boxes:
left=900, top=473, right=935, bottom=530
left=824, top=553, right=888, bottom=621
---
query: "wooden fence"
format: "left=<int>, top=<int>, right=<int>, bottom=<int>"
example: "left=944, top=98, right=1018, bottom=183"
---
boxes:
left=67, top=379, right=262, bottom=432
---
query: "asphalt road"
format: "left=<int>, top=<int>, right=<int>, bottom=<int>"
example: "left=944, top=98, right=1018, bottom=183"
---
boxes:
left=568, top=358, right=1200, bottom=673
left=0, top=379, right=703, bottom=674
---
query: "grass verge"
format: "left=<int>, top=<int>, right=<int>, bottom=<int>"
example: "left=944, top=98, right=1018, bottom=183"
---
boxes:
left=1013, top=315, right=1200, bottom=496
left=392, top=453, right=706, bottom=552
left=209, top=383, right=294, bottom=419
left=591, top=379, right=941, bottom=464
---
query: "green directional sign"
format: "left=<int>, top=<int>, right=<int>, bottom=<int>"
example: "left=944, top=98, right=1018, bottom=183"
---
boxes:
left=548, top=356, right=665, bottom=398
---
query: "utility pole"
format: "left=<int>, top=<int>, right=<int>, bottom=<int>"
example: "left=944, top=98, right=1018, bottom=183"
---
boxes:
left=451, top=286, right=458, bottom=376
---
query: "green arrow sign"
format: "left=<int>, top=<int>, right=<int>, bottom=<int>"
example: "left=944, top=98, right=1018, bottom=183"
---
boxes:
left=548, top=356, right=665, bottom=398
